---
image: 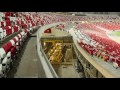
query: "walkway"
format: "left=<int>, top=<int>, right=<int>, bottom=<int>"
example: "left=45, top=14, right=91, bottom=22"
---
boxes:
left=7, top=31, right=46, bottom=78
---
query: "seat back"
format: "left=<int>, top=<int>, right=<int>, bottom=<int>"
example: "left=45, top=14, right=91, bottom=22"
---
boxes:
left=3, top=44, right=9, bottom=53
left=10, top=39, right=15, bottom=46
left=11, top=46, right=16, bottom=57
left=14, top=36, right=19, bottom=42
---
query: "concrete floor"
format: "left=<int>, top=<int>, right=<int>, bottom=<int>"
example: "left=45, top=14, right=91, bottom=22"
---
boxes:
left=7, top=32, right=46, bottom=78
left=60, top=65, right=84, bottom=78
left=52, top=64, right=84, bottom=78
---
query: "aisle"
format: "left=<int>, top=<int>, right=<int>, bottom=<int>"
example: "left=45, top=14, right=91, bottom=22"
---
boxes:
left=7, top=32, right=46, bottom=78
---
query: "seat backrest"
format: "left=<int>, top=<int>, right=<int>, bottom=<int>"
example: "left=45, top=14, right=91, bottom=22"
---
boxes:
left=5, top=12, right=11, bottom=17
left=14, top=36, right=19, bottom=41
left=18, top=34, right=22, bottom=38
left=3, top=44, right=9, bottom=53
left=14, top=26, right=18, bottom=32
left=5, top=20, right=11, bottom=26
left=17, top=35, right=20, bottom=40
left=10, top=39, right=15, bottom=46
left=11, top=46, right=16, bottom=55
left=3, top=26, right=9, bottom=31
left=7, top=42, right=12, bottom=49
left=24, top=29, right=28, bottom=33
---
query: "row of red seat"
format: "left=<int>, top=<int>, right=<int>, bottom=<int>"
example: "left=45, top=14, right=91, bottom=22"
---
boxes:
left=75, top=22, right=120, bottom=67
left=0, top=12, right=20, bottom=40
left=94, top=22, right=120, bottom=30
left=0, top=28, right=30, bottom=77
left=0, top=12, right=41, bottom=41
left=0, top=12, right=41, bottom=77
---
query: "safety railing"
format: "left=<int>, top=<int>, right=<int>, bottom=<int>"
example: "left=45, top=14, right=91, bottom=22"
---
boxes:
left=37, top=22, right=65, bottom=78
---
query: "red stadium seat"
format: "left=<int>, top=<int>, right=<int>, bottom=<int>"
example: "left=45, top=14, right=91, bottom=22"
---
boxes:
left=5, top=20, right=11, bottom=26
left=11, top=46, right=17, bottom=60
left=3, top=42, right=12, bottom=53
left=5, top=12, right=11, bottom=17
left=2, top=26, right=11, bottom=36
left=12, top=25, right=18, bottom=32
